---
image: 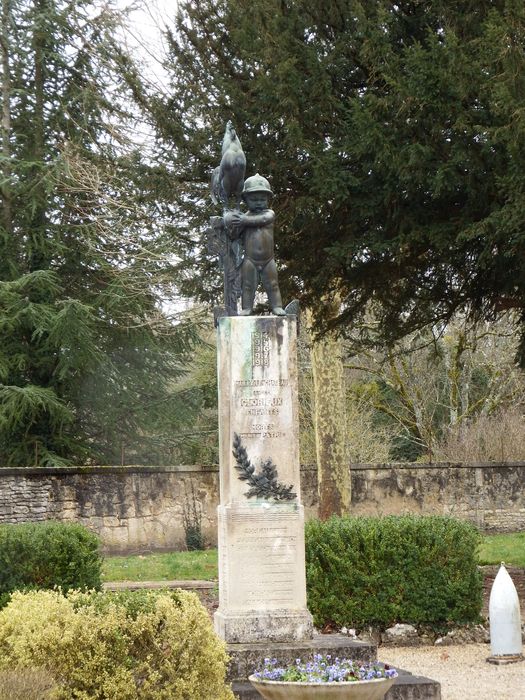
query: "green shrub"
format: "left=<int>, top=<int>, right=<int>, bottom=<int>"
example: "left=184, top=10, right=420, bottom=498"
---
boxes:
left=0, top=522, right=102, bottom=607
left=0, top=668, right=56, bottom=700
left=305, top=515, right=483, bottom=630
left=0, top=588, right=234, bottom=700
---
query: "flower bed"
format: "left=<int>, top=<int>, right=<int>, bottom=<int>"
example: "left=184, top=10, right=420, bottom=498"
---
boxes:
left=249, top=654, right=398, bottom=700
left=252, top=654, right=398, bottom=683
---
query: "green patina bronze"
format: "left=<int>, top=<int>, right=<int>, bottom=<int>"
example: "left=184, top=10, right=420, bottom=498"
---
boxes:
left=207, top=124, right=286, bottom=318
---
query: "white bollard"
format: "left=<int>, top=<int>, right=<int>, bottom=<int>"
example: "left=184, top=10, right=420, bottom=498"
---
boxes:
left=487, top=562, right=523, bottom=664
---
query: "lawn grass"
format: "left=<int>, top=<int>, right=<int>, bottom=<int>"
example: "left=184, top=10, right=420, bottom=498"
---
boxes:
left=477, top=531, right=525, bottom=567
left=102, top=549, right=218, bottom=582
left=101, top=532, right=525, bottom=582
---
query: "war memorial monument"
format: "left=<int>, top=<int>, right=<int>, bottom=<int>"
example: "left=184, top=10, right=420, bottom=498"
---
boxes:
left=207, top=122, right=440, bottom=698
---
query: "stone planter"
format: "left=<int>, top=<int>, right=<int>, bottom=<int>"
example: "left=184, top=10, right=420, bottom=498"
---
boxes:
left=248, top=674, right=395, bottom=700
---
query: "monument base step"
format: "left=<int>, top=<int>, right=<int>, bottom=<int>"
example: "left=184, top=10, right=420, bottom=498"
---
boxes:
left=226, top=634, right=376, bottom=682
left=385, top=671, right=442, bottom=699
left=232, top=668, right=441, bottom=700
left=216, top=608, right=314, bottom=644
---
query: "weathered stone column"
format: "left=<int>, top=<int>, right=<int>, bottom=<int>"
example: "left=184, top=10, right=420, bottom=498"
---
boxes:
left=214, top=315, right=313, bottom=643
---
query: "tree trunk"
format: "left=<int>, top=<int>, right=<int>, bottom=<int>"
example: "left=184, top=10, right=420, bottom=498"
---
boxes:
left=307, top=301, right=351, bottom=519
left=1, top=0, right=12, bottom=237
left=29, top=0, right=47, bottom=272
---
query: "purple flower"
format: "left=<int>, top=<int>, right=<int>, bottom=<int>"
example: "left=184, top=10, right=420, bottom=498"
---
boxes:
left=254, top=656, right=398, bottom=683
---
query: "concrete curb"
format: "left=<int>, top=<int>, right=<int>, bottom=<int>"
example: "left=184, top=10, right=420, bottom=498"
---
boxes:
left=103, top=579, right=216, bottom=591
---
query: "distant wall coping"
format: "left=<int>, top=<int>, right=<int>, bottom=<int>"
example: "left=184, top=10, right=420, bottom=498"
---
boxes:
left=0, top=461, right=524, bottom=476
left=0, top=465, right=219, bottom=476
left=348, top=461, right=525, bottom=471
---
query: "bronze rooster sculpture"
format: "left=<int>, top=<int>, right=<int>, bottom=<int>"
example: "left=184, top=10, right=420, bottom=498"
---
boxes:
left=210, top=121, right=246, bottom=210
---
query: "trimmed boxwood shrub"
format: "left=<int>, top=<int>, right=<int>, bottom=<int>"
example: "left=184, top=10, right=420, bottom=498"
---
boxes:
left=305, top=515, right=483, bottom=630
left=0, top=588, right=234, bottom=700
left=0, top=521, right=102, bottom=607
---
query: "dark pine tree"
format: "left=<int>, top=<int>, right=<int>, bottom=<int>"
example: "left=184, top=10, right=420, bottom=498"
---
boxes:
left=122, top=0, right=525, bottom=360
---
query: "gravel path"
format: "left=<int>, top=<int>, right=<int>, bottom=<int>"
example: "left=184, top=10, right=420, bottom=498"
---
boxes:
left=377, top=644, right=525, bottom=700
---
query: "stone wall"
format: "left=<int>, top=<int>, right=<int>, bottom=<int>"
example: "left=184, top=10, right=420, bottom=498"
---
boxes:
left=345, top=462, right=525, bottom=533
left=0, top=461, right=524, bottom=553
left=0, top=466, right=220, bottom=553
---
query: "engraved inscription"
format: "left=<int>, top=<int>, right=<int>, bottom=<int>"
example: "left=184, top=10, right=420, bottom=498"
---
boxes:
left=228, top=514, right=302, bottom=607
left=246, top=408, right=280, bottom=417
left=234, top=377, right=290, bottom=436
left=239, top=431, right=284, bottom=439
left=235, top=379, right=289, bottom=387
left=240, top=396, right=282, bottom=407
left=252, top=331, right=270, bottom=367
left=226, top=322, right=301, bottom=501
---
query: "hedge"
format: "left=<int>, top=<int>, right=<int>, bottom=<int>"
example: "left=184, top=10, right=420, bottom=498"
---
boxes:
left=305, top=515, right=483, bottom=630
left=0, top=521, right=102, bottom=607
left=0, top=589, right=234, bottom=700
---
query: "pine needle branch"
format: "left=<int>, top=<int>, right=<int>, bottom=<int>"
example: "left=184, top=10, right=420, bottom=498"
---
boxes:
left=232, top=432, right=296, bottom=501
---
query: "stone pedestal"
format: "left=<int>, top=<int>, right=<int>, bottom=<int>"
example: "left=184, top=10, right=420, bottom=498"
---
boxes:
left=213, top=316, right=441, bottom=699
left=214, top=315, right=313, bottom=643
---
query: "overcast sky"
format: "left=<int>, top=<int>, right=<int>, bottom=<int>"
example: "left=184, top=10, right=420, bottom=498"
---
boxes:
left=116, top=0, right=176, bottom=85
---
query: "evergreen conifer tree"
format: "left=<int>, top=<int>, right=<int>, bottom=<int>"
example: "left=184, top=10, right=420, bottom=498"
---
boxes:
left=128, top=0, right=525, bottom=359
left=0, top=0, right=200, bottom=466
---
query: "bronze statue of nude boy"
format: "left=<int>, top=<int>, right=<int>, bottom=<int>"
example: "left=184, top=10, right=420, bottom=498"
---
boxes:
left=224, top=173, right=286, bottom=316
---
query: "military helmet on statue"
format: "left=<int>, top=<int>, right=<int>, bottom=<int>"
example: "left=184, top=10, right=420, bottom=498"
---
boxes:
left=241, top=173, right=273, bottom=198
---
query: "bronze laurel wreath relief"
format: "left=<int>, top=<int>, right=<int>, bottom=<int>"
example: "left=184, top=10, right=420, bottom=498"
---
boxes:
left=232, top=433, right=296, bottom=501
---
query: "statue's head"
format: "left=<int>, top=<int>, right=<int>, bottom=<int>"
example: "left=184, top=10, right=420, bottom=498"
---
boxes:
left=242, top=173, right=273, bottom=199
left=242, top=174, right=273, bottom=213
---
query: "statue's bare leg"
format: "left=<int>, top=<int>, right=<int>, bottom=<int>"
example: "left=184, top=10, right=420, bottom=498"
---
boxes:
left=262, top=260, right=285, bottom=315
left=240, top=258, right=258, bottom=315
